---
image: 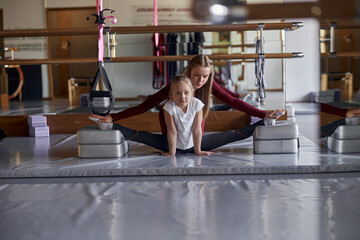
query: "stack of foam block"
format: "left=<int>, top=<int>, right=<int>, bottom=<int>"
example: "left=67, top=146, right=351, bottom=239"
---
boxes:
left=28, top=115, right=49, bottom=137
left=253, top=120, right=299, bottom=154
left=77, top=125, right=129, bottom=158
left=310, top=89, right=341, bottom=103
left=33, top=136, right=50, bottom=157
left=327, top=124, right=360, bottom=153
left=286, top=105, right=295, bottom=122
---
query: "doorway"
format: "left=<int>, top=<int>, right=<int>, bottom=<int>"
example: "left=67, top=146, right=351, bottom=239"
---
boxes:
left=47, top=7, right=97, bottom=99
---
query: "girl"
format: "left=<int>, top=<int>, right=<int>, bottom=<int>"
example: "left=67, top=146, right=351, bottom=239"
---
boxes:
left=91, top=54, right=281, bottom=150
left=163, top=74, right=213, bottom=156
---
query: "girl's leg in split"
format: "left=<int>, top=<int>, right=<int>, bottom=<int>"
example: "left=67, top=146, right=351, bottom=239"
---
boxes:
left=113, top=123, right=169, bottom=152
left=201, top=120, right=264, bottom=151
left=320, top=118, right=346, bottom=138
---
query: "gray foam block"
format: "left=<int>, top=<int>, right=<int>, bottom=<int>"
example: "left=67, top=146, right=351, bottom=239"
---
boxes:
left=28, top=115, right=47, bottom=127
left=253, top=138, right=299, bottom=154
left=327, top=136, right=360, bottom=153
left=78, top=141, right=129, bottom=158
left=77, top=125, right=124, bottom=144
left=253, top=121, right=298, bottom=140
left=332, top=125, right=360, bottom=140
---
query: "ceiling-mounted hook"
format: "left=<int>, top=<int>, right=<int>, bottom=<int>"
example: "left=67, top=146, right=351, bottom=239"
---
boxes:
left=87, top=14, right=101, bottom=25
left=87, top=9, right=116, bottom=26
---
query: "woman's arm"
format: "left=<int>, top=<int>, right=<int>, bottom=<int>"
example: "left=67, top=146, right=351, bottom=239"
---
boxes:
left=211, top=81, right=267, bottom=118
left=93, top=85, right=171, bottom=123
left=320, top=103, right=347, bottom=117
left=164, top=110, right=177, bottom=157
left=320, top=103, right=360, bottom=117
left=192, top=110, right=214, bottom=156
left=345, top=108, right=360, bottom=117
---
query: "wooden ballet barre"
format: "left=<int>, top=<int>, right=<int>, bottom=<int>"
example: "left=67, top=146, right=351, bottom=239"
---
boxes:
left=213, top=60, right=254, bottom=66
left=110, top=53, right=304, bottom=62
left=2, top=47, right=19, bottom=51
left=0, top=58, right=98, bottom=65
left=0, top=22, right=303, bottom=38
left=0, top=53, right=303, bottom=65
left=203, top=44, right=255, bottom=49
left=320, top=20, right=360, bottom=29
left=109, top=22, right=303, bottom=34
left=321, top=52, right=360, bottom=58
left=0, top=28, right=98, bottom=38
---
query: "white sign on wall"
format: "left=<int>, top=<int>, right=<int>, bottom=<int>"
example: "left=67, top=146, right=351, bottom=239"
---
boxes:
left=132, top=5, right=201, bottom=25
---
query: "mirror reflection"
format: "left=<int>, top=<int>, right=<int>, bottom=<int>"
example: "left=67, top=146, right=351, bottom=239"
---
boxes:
left=0, top=0, right=288, bottom=115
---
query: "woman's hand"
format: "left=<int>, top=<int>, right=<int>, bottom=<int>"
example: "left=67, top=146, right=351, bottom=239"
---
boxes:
left=90, top=114, right=113, bottom=123
left=345, top=108, right=360, bottom=118
left=195, top=151, right=214, bottom=156
left=265, top=109, right=286, bottom=119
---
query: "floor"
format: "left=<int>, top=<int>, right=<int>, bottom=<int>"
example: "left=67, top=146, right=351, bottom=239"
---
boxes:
left=1, top=100, right=360, bottom=240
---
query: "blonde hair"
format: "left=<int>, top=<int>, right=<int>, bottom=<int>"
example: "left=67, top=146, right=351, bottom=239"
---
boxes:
left=183, top=54, right=213, bottom=119
left=169, top=74, right=194, bottom=99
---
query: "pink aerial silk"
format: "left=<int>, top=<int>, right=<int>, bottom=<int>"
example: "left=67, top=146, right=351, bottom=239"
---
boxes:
left=154, top=0, right=159, bottom=55
left=96, top=0, right=117, bottom=62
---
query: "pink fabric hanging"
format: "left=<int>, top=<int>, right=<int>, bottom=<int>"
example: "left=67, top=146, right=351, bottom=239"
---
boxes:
left=152, top=0, right=166, bottom=89
left=96, top=0, right=117, bottom=62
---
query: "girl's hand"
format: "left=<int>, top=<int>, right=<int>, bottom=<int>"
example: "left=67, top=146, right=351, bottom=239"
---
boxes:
left=345, top=108, right=360, bottom=118
left=160, top=151, right=175, bottom=157
left=90, top=114, right=113, bottom=123
left=195, top=151, right=214, bottom=156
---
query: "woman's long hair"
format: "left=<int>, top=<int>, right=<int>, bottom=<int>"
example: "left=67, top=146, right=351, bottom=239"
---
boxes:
left=183, top=55, right=213, bottom=119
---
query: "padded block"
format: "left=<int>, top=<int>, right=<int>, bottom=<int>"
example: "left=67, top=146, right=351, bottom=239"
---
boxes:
left=30, top=126, right=49, bottom=132
left=288, top=116, right=296, bottom=122
left=286, top=105, right=295, bottom=117
left=30, top=126, right=49, bottom=137
left=253, top=121, right=298, bottom=140
left=327, top=136, right=360, bottom=153
left=253, top=138, right=299, bottom=154
left=333, top=125, right=360, bottom=140
left=28, top=115, right=47, bottom=127
left=77, top=125, right=124, bottom=144
left=78, top=141, right=129, bottom=158
left=30, top=132, right=50, bottom=137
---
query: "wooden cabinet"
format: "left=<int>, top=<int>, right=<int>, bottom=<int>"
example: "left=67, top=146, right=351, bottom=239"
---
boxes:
left=322, top=72, right=353, bottom=101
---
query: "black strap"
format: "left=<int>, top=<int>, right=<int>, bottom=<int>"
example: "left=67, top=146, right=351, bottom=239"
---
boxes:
left=88, top=62, right=115, bottom=116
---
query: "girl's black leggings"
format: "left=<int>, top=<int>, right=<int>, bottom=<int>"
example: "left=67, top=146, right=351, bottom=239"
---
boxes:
left=113, top=120, right=265, bottom=153
left=114, top=118, right=347, bottom=153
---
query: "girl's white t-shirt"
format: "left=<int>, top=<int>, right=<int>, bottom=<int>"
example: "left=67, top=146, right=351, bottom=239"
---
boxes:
left=163, top=97, right=204, bottom=150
